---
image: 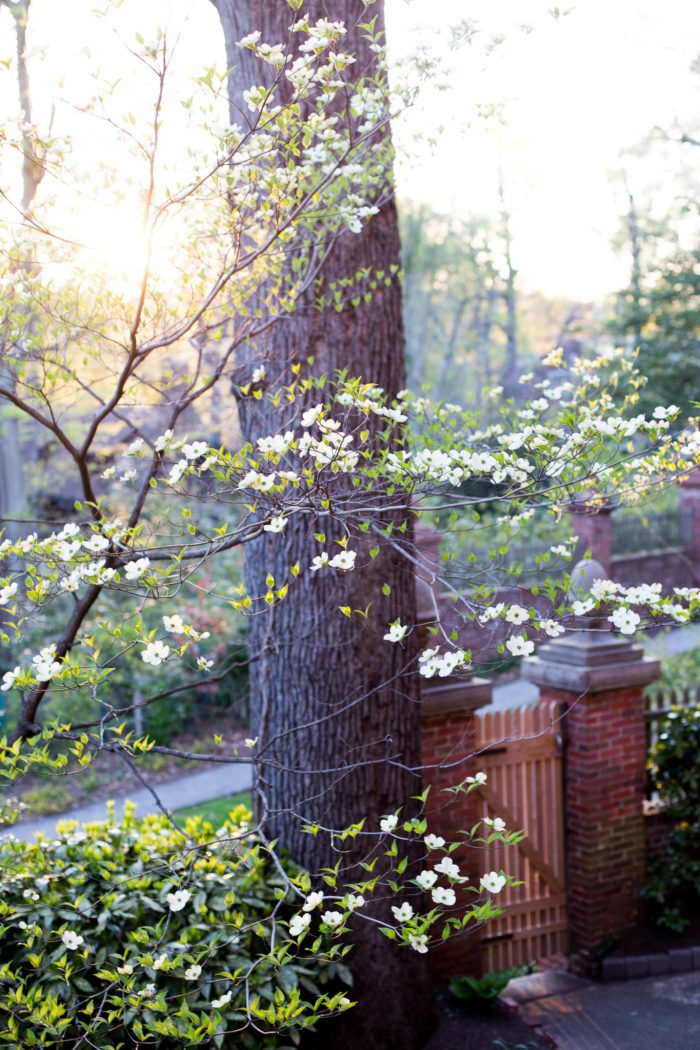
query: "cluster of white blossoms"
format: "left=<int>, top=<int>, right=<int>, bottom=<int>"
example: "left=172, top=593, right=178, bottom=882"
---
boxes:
left=310, top=549, right=356, bottom=571
left=287, top=794, right=511, bottom=957
left=336, top=386, right=407, bottom=423
left=388, top=846, right=508, bottom=952
left=300, top=419, right=359, bottom=472
left=386, top=446, right=529, bottom=489
left=418, top=646, right=468, bottom=679
left=225, top=11, right=393, bottom=239
left=287, top=885, right=365, bottom=941
left=32, top=645, right=62, bottom=683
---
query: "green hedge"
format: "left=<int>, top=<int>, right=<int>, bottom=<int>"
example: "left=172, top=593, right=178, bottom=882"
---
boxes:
left=644, top=707, right=700, bottom=930
left=0, top=803, right=350, bottom=1048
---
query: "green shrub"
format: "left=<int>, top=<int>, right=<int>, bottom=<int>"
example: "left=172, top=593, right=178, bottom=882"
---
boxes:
left=0, top=803, right=351, bottom=1048
left=449, top=963, right=532, bottom=1005
left=644, top=706, right=700, bottom=929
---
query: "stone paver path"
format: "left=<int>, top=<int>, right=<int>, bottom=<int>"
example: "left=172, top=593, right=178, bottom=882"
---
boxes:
left=506, top=969, right=700, bottom=1050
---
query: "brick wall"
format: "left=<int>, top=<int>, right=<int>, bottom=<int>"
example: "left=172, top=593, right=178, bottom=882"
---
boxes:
left=611, top=550, right=699, bottom=591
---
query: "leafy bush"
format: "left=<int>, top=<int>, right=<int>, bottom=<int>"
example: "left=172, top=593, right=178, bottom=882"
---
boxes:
left=644, top=706, right=700, bottom=929
left=647, top=644, right=700, bottom=694
left=449, top=963, right=532, bottom=1005
left=0, top=803, right=351, bottom=1048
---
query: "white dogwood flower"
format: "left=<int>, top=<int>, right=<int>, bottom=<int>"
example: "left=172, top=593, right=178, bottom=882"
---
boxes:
left=609, top=607, right=641, bottom=635
left=329, top=550, right=356, bottom=571
left=166, top=889, right=190, bottom=912
left=431, top=886, right=456, bottom=906
left=480, top=871, right=507, bottom=894
left=505, top=635, right=535, bottom=657
left=310, top=552, right=330, bottom=570
left=163, top=615, right=185, bottom=633
left=415, top=870, right=438, bottom=891
left=1, top=666, right=20, bottom=691
left=289, top=913, right=311, bottom=937
left=124, top=558, right=150, bottom=581
left=62, top=930, right=84, bottom=950
left=212, top=989, right=233, bottom=1009
left=142, top=641, right=170, bottom=666
left=408, top=933, right=429, bottom=953
left=424, top=834, right=445, bottom=850
left=263, top=515, right=287, bottom=533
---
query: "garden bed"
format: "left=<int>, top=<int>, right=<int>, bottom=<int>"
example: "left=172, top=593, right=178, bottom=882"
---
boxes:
left=601, top=901, right=700, bottom=980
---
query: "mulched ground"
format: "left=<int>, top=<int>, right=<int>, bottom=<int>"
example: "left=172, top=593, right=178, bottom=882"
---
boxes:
left=610, top=900, right=700, bottom=957
left=423, top=984, right=554, bottom=1050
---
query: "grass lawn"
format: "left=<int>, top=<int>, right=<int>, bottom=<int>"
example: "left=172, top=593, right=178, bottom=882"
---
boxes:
left=173, top=792, right=251, bottom=825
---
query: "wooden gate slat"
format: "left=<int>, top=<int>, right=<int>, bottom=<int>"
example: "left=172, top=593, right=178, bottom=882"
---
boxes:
left=476, top=701, right=567, bottom=970
left=477, top=783, right=565, bottom=895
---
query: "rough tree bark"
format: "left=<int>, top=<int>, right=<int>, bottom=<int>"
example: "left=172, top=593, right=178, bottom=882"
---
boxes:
left=208, top=3, right=435, bottom=1047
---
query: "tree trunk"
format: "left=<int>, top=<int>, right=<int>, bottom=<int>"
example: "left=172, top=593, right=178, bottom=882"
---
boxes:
left=209, top=3, right=435, bottom=1047
left=625, top=181, right=643, bottom=351
left=497, top=178, right=518, bottom=398
left=0, top=0, right=31, bottom=534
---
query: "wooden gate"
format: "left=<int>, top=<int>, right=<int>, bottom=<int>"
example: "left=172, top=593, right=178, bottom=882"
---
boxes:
left=474, top=700, right=568, bottom=971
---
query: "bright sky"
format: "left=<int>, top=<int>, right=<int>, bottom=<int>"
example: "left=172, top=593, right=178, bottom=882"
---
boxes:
left=386, top=0, right=700, bottom=299
left=0, top=0, right=698, bottom=301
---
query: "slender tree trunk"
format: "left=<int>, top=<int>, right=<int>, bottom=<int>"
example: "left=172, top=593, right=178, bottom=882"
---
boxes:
left=625, top=179, right=643, bottom=351
left=0, top=0, right=33, bottom=533
left=497, top=178, right=518, bottom=397
left=209, top=3, right=434, bottom=1046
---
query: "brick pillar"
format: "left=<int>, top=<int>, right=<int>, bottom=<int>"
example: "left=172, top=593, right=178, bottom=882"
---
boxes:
left=420, top=676, right=492, bottom=974
left=679, top=469, right=700, bottom=584
left=523, top=632, right=659, bottom=954
left=569, top=502, right=614, bottom=571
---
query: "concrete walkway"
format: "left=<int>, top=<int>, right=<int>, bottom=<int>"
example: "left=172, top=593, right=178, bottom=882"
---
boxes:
left=507, top=969, right=700, bottom=1050
left=3, top=762, right=251, bottom=842
left=642, top=621, right=700, bottom=658
left=5, top=624, right=698, bottom=840
left=489, top=623, right=700, bottom=712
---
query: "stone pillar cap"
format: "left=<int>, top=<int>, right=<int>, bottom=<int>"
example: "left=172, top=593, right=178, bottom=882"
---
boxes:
left=421, top=675, right=492, bottom=719
left=523, top=630, right=660, bottom=694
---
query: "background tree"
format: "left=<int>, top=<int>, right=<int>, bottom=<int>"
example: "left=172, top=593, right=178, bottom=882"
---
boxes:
left=401, top=202, right=502, bottom=403
left=609, top=164, right=700, bottom=421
